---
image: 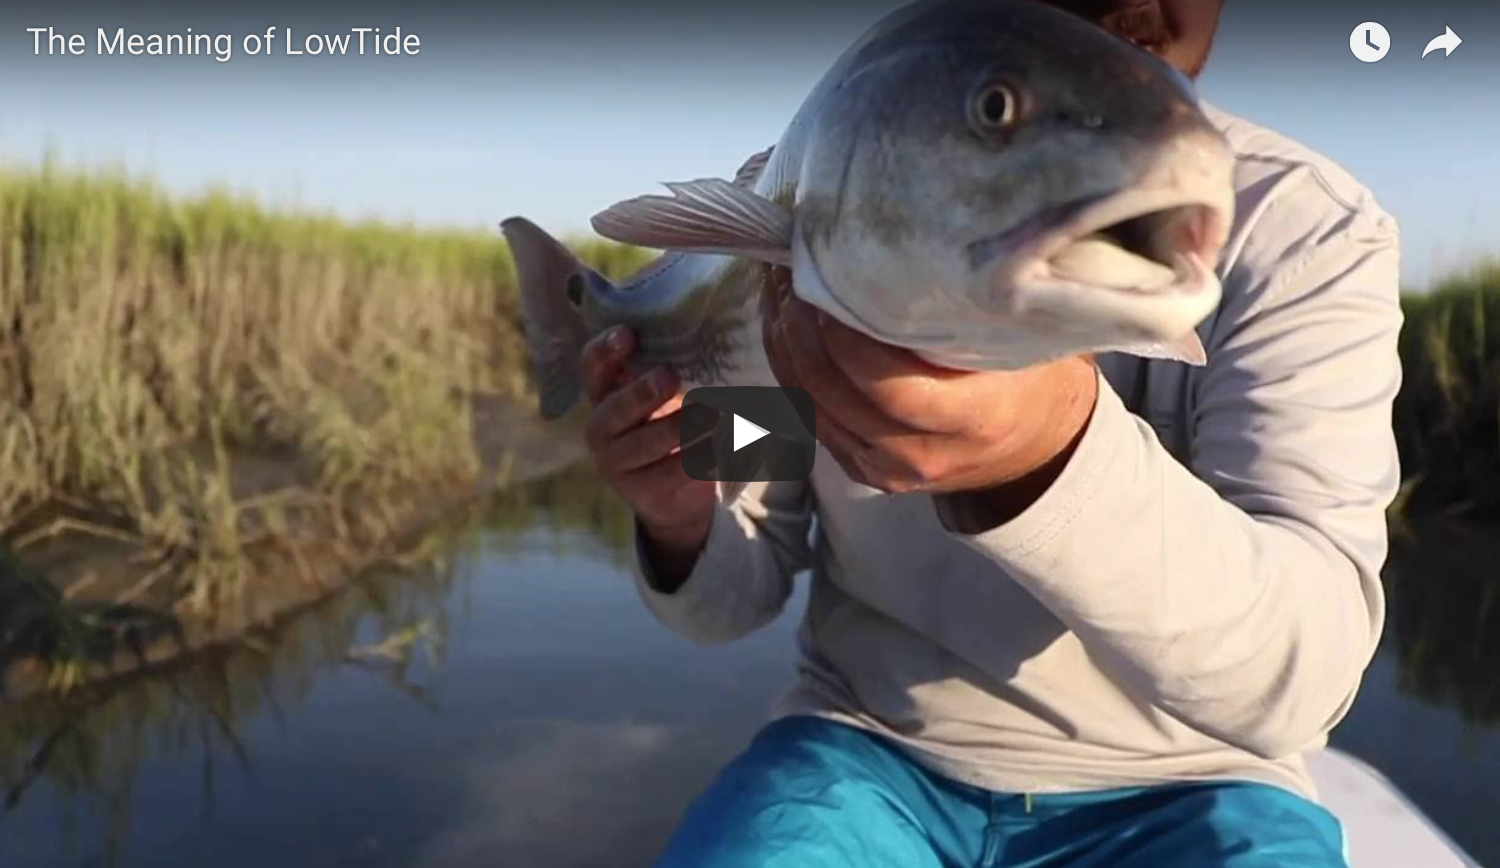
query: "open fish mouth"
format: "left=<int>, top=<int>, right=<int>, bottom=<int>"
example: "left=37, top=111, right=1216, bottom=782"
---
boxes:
left=1042, top=195, right=1224, bottom=297
left=972, top=120, right=1237, bottom=307
left=977, top=188, right=1231, bottom=303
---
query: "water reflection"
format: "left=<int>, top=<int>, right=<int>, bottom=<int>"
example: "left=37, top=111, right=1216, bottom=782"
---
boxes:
left=0, top=463, right=639, bottom=866
left=479, top=461, right=635, bottom=564
left=0, top=464, right=1496, bottom=867
left=1384, top=521, right=1500, bottom=732
left=0, top=539, right=460, bottom=863
left=410, top=719, right=708, bottom=868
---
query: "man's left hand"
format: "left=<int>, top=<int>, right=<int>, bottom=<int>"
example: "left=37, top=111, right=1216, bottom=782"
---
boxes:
left=760, top=267, right=1100, bottom=513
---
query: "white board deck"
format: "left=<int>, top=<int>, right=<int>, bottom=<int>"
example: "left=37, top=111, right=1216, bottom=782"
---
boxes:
left=1308, top=748, right=1482, bottom=867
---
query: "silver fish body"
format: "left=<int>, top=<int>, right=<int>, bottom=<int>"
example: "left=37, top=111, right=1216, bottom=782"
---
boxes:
left=501, top=0, right=1236, bottom=425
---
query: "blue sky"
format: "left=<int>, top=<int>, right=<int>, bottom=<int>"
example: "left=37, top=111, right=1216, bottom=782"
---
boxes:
left=2, top=0, right=1496, bottom=289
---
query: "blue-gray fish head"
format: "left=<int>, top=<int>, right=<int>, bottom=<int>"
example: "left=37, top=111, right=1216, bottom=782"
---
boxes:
left=791, top=0, right=1236, bottom=369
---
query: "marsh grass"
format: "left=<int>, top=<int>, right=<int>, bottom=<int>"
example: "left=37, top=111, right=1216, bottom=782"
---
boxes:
left=1394, top=260, right=1500, bottom=519
left=0, top=162, right=651, bottom=688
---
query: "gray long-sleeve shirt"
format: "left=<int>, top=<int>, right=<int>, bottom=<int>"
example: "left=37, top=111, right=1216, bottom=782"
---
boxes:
left=629, top=104, right=1404, bottom=800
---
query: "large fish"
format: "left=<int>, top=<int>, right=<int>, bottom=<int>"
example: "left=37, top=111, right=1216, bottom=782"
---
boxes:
left=501, top=0, right=1234, bottom=463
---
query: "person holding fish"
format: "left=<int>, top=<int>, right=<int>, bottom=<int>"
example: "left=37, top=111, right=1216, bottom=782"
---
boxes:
left=502, top=0, right=1402, bottom=865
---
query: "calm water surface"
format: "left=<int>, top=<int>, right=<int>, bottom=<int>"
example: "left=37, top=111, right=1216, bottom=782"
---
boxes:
left=0, top=465, right=1496, bottom=867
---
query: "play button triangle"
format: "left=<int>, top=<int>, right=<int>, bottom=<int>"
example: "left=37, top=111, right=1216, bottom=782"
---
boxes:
left=732, top=414, right=770, bottom=452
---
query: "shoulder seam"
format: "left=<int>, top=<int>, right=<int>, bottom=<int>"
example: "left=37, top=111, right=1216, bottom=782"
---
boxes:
left=1206, top=103, right=1386, bottom=226
left=1230, top=150, right=1364, bottom=218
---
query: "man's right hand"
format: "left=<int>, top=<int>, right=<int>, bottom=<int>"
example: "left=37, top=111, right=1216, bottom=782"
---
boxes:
left=582, top=325, right=716, bottom=591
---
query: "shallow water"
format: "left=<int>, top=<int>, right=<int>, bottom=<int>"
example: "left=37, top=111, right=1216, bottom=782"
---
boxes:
left=0, top=466, right=1495, bottom=867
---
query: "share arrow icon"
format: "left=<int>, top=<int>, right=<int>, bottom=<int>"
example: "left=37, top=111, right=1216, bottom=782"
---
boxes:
left=1422, top=25, right=1462, bottom=58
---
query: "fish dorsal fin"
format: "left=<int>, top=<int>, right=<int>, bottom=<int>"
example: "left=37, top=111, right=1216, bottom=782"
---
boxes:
left=732, top=146, right=776, bottom=189
left=591, top=178, right=793, bottom=266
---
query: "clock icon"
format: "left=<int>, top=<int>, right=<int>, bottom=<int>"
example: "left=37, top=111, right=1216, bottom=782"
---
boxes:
left=1350, top=22, right=1391, bottom=63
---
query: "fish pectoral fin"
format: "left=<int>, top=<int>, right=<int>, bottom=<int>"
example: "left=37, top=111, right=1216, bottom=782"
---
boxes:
left=732, top=146, right=776, bottom=189
left=718, top=477, right=752, bottom=503
left=715, top=440, right=778, bottom=504
left=591, top=178, right=793, bottom=266
left=1106, top=331, right=1208, bottom=366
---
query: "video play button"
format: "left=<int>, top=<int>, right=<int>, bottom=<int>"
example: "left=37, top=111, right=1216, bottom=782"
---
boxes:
left=680, top=387, right=816, bottom=486
left=732, top=415, right=769, bottom=452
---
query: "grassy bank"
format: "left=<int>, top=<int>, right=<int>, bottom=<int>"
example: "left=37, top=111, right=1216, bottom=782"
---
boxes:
left=0, top=163, right=650, bottom=691
left=1393, top=260, right=1500, bottom=520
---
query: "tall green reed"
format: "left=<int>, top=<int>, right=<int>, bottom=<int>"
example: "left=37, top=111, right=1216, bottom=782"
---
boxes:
left=0, top=161, right=650, bottom=631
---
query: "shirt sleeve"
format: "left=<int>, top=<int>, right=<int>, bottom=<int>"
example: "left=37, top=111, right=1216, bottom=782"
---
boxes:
left=938, top=182, right=1404, bottom=760
left=631, top=477, right=815, bottom=645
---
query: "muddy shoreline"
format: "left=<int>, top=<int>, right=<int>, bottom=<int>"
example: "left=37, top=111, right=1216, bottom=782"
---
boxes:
left=1, top=396, right=588, bottom=702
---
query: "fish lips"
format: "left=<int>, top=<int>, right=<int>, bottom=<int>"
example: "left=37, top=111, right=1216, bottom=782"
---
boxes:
left=972, top=184, right=1230, bottom=302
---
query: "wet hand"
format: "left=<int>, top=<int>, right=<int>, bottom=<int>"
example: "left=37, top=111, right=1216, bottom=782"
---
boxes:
left=580, top=327, right=715, bottom=561
left=760, top=268, right=1098, bottom=503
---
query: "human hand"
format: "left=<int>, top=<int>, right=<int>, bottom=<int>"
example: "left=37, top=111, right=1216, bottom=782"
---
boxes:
left=581, top=326, right=716, bottom=567
left=760, top=268, right=1098, bottom=510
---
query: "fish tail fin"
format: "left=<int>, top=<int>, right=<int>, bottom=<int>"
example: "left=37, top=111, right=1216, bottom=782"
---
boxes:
left=500, top=217, right=608, bottom=420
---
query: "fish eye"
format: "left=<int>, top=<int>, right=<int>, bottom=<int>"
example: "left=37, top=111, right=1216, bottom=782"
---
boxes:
left=969, top=81, right=1022, bottom=134
left=565, top=273, right=585, bottom=307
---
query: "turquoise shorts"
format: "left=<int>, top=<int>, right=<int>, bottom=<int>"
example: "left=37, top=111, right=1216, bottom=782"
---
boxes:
left=655, top=715, right=1347, bottom=868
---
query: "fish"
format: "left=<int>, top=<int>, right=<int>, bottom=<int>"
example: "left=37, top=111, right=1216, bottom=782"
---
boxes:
left=500, top=0, right=1236, bottom=495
